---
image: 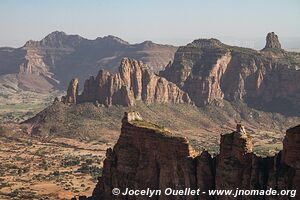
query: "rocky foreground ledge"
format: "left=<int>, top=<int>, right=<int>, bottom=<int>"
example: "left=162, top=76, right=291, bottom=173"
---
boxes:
left=73, top=112, right=299, bottom=200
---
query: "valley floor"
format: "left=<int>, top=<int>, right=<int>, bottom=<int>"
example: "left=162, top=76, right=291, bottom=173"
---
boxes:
left=0, top=128, right=111, bottom=200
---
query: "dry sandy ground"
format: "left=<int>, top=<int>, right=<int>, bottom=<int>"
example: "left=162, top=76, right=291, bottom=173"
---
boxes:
left=0, top=126, right=112, bottom=200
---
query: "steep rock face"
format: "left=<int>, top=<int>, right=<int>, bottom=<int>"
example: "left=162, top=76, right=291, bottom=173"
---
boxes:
left=282, top=125, right=300, bottom=169
left=215, top=124, right=299, bottom=200
left=182, top=51, right=232, bottom=106
left=263, top=32, right=282, bottom=50
left=88, top=113, right=300, bottom=200
left=62, top=78, right=79, bottom=104
left=17, top=31, right=84, bottom=92
left=281, top=125, right=300, bottom=194
left=93, top=112, right=197, bottom=200
left=215, top=124, right=253, bottom=194
left=160, top=33, right=300, bottom=115
left=195, top=151, right=215, bottom=200
left=64, top=58, right=192, bottom=106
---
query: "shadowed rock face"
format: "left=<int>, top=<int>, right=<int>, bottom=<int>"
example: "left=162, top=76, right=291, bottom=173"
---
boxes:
left=62, top=78, right=78, bottom=104
left=82, top=113, right=300, bottom=200
left=160, top=33, right=300, bottom=115
left=215, top=125, right=254, bottom=200
left=63, top=58, right=192, bottom=107
left=263, top=32, right=282, bottom=50
left=281, top=125, right=300, bottom=194
left=93, top=112, right=197, bottom=200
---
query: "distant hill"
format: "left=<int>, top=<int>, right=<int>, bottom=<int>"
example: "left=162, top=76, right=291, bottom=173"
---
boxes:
left=0, top=31, right=177, bottom=93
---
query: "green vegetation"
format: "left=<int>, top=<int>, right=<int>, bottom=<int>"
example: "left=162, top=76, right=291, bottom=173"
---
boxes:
left=130, top=119, right=167, bottom=133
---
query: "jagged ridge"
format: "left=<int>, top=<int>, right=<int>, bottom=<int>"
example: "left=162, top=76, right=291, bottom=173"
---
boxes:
left=62, top=58, right=192, bottom=106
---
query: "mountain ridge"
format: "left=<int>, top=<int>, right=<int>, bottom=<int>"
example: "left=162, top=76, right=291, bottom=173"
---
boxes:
left=160, top=32, right=300, bottom=116
left=0, top=31, right=177, bottom=94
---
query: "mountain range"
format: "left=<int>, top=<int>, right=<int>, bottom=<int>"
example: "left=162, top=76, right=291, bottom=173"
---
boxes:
left=0, top=31, right=177, bottom=93
left=23, top=32, right=300, bottom=153
left=60, top=32, right=300, bottom=116
left=2, top=31, right=300, bottom=199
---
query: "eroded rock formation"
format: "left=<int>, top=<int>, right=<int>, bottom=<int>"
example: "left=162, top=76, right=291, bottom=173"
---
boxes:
left=63, top=58, right=192, bottom=106
left=62, top=78, right=79, bottom=104
left=93, top=112, right=197, bottom=200
left=215, top=124, right=253, bottom=197
left=87, top=113, right=299, bottom=200
left=263, top=32, right=282, bottom=50
left=160, top=33, right=300, bottom=115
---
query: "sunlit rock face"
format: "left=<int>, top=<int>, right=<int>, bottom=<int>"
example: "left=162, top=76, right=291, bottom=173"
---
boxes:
left=86, top=113, right=300, bottom=200
left=160, top=33, right=300, bottom=116
left=263, top=32, right=282, bottom=50
left=63, top=58, right=192, bottom=107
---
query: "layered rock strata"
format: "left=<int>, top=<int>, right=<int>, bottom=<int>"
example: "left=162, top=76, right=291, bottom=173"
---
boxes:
left=63, top=58, right=191, bottom=106
left=160, top=33, right=300, bottom=115
left=86, top=113, right=299, bottom=200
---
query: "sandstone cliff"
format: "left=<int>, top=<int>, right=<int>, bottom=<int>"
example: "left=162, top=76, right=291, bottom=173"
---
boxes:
left=215, top=124, right=253, bottom=198
left=85, top=112, right=299, bottom=200
left=62, top=78, right=79, bottom=104
left=160, top=33, right=300, bottom=115
left=63, top=58, right=191, bottom=106
left=93, top=112, right=197, bottom=200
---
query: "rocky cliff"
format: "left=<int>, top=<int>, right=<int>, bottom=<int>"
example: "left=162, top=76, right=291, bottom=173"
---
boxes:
left=62, top=58, right=191, bottom=106
left=160, top=33, right=300, bottom=115
left=262, top=32, right=282, bottom=50
left=0, top=31, right=177, bottom=93
left=92, top=112, right=197, bottom=200
left=83, top=112, right=299, bottom=200
left=62, top=78, right=79, bottom=104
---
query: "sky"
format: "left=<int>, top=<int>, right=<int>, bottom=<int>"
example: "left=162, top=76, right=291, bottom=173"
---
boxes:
left=0, top=0, right=299, bottom=48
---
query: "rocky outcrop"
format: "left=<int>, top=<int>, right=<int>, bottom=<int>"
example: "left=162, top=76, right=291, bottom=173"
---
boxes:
left=92, top=111, right=197, bottom=200
left=63, top=58, right=192, bottom=107
left=160, top=33, right=300, bottom=115
left=282, top=125, right=300, bottom=169
left=87, top=113, right=299, bottom=200
left=62, top=78, right=79, bottom=104
left=281, top=125, right=300, bottom=194
left=183, top=51, right=231, bottom=106
left=215, top=124, right=253, bottom=197
left=262, top=32, right=282, bottom=50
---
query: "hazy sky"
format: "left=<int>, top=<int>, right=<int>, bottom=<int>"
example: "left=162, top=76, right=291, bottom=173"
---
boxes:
left=0, top=0, right=299, bottom=48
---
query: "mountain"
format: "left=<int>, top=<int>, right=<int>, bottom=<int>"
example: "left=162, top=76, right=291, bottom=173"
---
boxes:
left=160, top=32, right=300, bottom=116
left=22, top=33, right=300, bottom=143
left=0, top=31, right=177, bottom=93
left=76, top=112, right=300, bottom=200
